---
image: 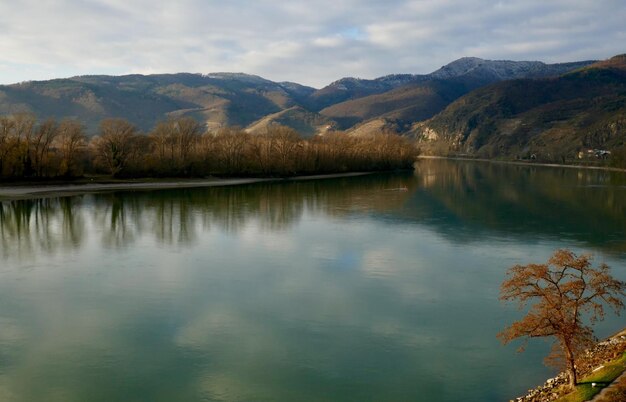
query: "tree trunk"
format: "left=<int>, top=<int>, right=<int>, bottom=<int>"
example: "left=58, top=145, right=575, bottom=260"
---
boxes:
left=564, top=340, right=578, bottom=388
left=567, top=367, right=577, bottom=388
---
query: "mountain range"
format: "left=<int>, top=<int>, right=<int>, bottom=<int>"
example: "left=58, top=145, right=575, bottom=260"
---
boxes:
left=0, top=57, right=594, bottom=135
left=411, top=54, right=626, bottom=160
left=2, top=54, right=626, bottom=161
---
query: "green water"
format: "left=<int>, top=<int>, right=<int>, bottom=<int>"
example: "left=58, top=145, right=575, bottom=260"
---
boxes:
left=1, top=159, right=625, bottom=401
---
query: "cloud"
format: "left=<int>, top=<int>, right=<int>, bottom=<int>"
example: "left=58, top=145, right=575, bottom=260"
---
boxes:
left=0, top=0, right=624, bottom=87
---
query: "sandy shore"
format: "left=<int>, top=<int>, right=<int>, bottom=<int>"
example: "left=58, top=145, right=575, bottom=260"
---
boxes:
left=0, top=172, right=374, bottom=200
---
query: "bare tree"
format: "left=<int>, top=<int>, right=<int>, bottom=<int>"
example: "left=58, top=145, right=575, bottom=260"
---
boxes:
left=91, top=118, right=141, bottom=177
left=174, top=116, right=202, bottom=162
left=0, top=116, right=16, bottom=176
left=149, top=117, right=202, bottom=174
left=15, top=114, right=37, bottom=175
left=213, top=127, right=249, bottom=174
left=30, top=118, right=59, bottom=177
left=266, top=124, right=301, bottom=175
left=2, top=113, right=417, bottom=178
left=499, top=249, right=625, bottom=388
left=57, top=119, right=86, bottom=176
left=248, top=130, right=276, bottom=175
left=150, top=120, right=171, bottom=166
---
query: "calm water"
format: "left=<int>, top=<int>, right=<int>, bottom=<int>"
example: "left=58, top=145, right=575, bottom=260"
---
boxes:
left=1, top=160, right=626, bottom=402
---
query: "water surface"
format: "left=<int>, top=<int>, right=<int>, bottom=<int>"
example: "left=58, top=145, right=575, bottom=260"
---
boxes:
left=1, top=160, right=625, bottom=401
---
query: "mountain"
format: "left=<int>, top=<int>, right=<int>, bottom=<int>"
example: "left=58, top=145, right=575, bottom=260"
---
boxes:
left=318, top=58, right=595, bottom=129
left=411, top=55, right=626, bottom=159
left=319, top=79, right=467, bottom=129
left=428, top=57, right=594, bottom=81
left=0, top=56, right=599, bottom=137
left=305, top=74, right=425, bottom=111
left=0, top=73, right=316, bottom=132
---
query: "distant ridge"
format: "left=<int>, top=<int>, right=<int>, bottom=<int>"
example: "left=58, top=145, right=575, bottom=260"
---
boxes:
left=318, top=58, right=595, bottom=130
left=0, top=56, right=598, bottom=136
left=412, top=54, right=626, bottom=160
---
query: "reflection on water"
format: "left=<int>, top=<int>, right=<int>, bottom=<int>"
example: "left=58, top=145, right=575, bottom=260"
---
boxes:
left=0, top=198, right=84, bottom=260
left=410, top=160, right=626, bottom=252
left=0, top=161, right=625, bottom=402
left=3, top=162, right=625, bottom=255
left=1, top=175, right=413, bottom=256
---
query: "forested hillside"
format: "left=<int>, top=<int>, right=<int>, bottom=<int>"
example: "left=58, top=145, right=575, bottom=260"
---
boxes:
left=412, top=55, right=626, bottom=163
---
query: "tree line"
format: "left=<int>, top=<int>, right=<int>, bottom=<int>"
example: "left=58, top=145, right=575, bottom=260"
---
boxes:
left=0, top=114, right=418, bottom=180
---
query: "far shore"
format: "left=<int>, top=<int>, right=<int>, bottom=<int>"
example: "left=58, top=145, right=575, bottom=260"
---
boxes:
left=3, top=156, right=625, bottom=201
left=0, top=172, right=375, bottom=201
left=418, top=155, right=626, bottom=173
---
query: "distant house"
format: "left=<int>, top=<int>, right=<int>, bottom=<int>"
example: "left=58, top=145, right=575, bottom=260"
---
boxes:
left=578, top=149, right=611, bottom=159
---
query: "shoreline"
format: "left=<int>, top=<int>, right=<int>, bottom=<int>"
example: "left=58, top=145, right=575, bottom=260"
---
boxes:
left=417, top=155, right=626, bottom=173
left=514, top=328, right=626, bottom=402
left=0, top=172, right=374, bottom=201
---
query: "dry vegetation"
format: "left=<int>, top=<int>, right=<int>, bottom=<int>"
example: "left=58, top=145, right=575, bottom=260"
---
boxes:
left=0, top=114, right=418, bottom=180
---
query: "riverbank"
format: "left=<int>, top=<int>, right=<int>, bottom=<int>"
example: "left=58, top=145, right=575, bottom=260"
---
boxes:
left=0, top=172, right=374, bottom=200
left=513, top=329, right=626, bottom=402
left=418, top=155, right=626, bottom=174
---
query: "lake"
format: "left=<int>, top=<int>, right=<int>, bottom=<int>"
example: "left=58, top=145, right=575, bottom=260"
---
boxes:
left=1, top=159, right=625, bottom=401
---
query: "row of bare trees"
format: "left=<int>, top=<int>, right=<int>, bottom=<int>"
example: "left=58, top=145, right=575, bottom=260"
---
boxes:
left=0, top=115, right=86, bottom=178
left=0, top=114, right=418, bottom=180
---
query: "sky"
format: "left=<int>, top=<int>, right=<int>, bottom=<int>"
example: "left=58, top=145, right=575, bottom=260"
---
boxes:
left=0, top=0, right=625, bottom=88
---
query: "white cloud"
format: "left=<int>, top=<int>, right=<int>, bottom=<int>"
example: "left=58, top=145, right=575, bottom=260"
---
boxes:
left=366, top=21, right=437, bottom=47
left=0, top=0, right=624, bottom=87
left=312, top=36, right=345, bottom=48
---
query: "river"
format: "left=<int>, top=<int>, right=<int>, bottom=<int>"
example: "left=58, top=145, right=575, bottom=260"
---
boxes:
left=1, top=159, right=625, bottom=401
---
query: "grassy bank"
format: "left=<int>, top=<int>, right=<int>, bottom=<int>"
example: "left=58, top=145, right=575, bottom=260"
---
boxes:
left=556, top=353, right=626, bottom=402
left=514, top=329, right=626, bottom=402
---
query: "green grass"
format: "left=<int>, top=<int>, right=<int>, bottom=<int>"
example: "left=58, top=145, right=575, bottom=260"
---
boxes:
left=555, top=352, right=626, bottom=402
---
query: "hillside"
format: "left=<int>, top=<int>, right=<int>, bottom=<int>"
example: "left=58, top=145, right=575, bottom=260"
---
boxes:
left=319, top=59, right=595, bottom=130
left=245, top=106, right=336, bottom=137
left=320, top=80, right=465, bottom=129
left=345, top=118, right=404, bottom=137
left=0, top=73, right=316, bottom=133
left=0, top=57, right=598, bottom=136
left=412, top=55, right=626, bottom=160
left=305, top=74, right=425, bottom=111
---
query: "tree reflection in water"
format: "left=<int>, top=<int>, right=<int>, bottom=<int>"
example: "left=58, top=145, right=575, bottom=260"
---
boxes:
left=410, top=160, right=626, bottom=253
left=2, top=161, right=625, bottom=262
left=0, top=174, right=413, bottom=260
left=0, top=197, right=84, bottom=261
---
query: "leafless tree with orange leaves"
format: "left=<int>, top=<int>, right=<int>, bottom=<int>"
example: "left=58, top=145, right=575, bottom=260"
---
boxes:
left=498, top=249, right=625, bottom=388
